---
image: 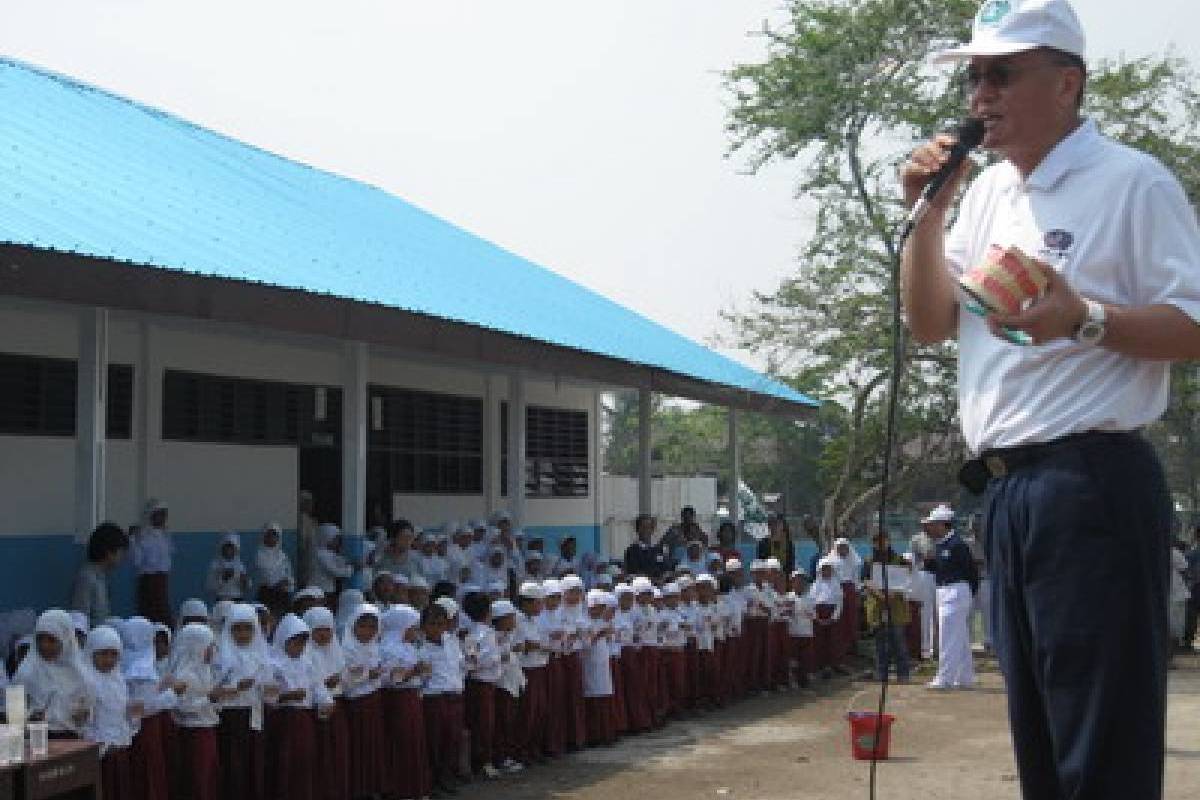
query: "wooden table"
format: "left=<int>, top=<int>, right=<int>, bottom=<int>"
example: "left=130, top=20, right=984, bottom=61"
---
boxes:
left=6, top=740, right=101, bottom=800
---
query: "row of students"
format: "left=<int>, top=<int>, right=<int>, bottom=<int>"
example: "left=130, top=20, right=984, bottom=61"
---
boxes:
left=6, top=555, right=859, bottom=800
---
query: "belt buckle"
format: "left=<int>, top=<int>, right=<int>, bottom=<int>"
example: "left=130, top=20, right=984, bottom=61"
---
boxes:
left=985, top=455, right=1007, bottom=478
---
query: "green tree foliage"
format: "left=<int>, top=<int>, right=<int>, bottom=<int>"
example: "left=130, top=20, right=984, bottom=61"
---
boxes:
left=720, top=0, right=1200, bottom=540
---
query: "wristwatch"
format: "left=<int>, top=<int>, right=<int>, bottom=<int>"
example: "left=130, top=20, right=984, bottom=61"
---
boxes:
left=1073, top=298, right=1106, bottom=346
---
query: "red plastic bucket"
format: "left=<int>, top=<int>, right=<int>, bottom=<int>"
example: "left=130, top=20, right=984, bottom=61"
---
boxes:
left=847, top=711, right=895, bottom=760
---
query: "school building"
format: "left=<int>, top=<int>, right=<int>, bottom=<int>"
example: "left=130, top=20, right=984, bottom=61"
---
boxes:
left=0, top=57, right=817, bottom=616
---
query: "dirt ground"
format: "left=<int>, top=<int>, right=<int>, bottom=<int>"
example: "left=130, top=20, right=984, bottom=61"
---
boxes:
left=455, top=652, right=1200, bottom=800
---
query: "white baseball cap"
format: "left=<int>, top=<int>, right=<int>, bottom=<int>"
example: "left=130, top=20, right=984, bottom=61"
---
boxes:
left=922, top=504, right=955, bottom=524
left=933, top=0, right=1085, bottom=64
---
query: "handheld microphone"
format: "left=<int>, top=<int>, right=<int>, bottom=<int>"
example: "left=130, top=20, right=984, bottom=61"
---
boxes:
left=901, top=117, right=985, bottom=240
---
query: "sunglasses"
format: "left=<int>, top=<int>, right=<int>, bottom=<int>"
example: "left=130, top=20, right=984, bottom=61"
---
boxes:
left=963, top=60, right=1062, bottom=92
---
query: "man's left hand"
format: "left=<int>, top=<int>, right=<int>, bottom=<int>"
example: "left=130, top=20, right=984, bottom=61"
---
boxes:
left=987, top=265, right=1087, bottom=345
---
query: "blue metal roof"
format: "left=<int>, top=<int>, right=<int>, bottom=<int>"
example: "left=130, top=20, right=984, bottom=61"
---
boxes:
left=0, top=57, right=816, bottom=411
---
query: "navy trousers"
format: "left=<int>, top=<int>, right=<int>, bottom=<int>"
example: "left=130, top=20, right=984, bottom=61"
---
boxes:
left=983, top=431, right=1171, bottom=800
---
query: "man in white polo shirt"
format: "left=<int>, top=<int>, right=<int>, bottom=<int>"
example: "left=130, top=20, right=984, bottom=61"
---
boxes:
left=900, top=1, right=1200, bottom=798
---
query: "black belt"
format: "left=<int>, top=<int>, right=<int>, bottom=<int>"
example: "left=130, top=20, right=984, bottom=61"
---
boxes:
left=958, top=430, right=1136, bottom=494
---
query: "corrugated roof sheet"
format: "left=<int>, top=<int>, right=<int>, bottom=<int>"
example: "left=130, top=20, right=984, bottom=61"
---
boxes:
left=0, top=57, right=816, bottom=410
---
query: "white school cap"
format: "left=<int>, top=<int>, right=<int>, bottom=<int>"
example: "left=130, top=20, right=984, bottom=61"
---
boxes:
left=434, top=597, right=458, bottom=617
left=631, top=576, right=654, bottom=594
left=487, top=580, right=507, bottom=595
left=662, top=582, right=680, bottom=596
left=749, top=559, right=766, bottom=571
left=764, top=557, right=782, bottom=571
left=933, top=0, right=1085, bottom=63
left=518, top=581, right=545, bottom=600
left=697, top=574, right=718, bottom=587
left=560, top=574, right=585, bottom=591
left=614, top=583, right=634, bottom=597
left=921, top=504, right=955, bottom=524
left=408, top=575, right=430, bottom=590
left=490, top=600, right=517, bottom=619
left=725, top=558, right=742, bottom=571
left=586, top=589, right=608, bottom=608
left=542, top=579, right=563, bottom=596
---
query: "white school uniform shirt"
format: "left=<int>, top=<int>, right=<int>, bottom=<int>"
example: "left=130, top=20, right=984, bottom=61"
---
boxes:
left=464, top=620, right=502, bottom=684
left=632, top=603, right=658, bottom=648
left=270, top=615, right=333, bottom=708
left=302, top=607, right=346, bottom=698
left=14, top=610, right=92, bottom=735
left=944, top=120, right=1200, bottom=452
left=517, top=612, right=549, bottom=669
left=809, top=577, right=844, bottom=623
left=581, top=617, right=613, bottom=698
left=207, top=559, right=249, bottom=601
left=82, top=628, right=135, bottom=754
left=696, top=604, right=717, bottom=651
left=414, top=553, right=449, bottom=585
left=71, top=563, right=111, bottom=628
left=495, top=627, right=526, bottom=697
left=786, top=591, right=816, bottom=638
left=341, top=613, right=383, bottom=700
left=378, top=605, right=424, bottom=690
left=214, top=605, right=270, bottom=729
left=611, top=608, right=635, bottom=656
left=444, top=544, right=474, bottom=583
left=119, top=617, right=177, bottom=722
left=314, top=547, right=353, bottom=594
left=658, top=607, right=685, bottom=650
left=420, top=632, right=466, bottom=695
left=255, top=541, right=295, bottom=594
left=536, top=609, right=565, bottom=657
left=558, top=604, right=587, bottom=654
left=130, top=527, right=172, bottom=575
left=741, top=584, right=767, bottom=618
left=167, top=623, right=220, bottom=728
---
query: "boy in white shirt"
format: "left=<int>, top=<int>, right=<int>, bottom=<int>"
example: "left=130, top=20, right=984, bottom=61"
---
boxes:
left=462, top=592, right=502, bottom=778
left=582, top=590, right=616, bottom=745
left=516, top=582, right=550, bottom=764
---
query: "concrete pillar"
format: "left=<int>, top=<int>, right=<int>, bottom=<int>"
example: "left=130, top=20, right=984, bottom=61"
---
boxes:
left=506, top=372, right=527, bottom=526
left=729, top=407, right=742, bottom=527
left=342, top=342, right=368, bottom=535
left=75, top=307, right=108, bottom=538
left=483, top=375, right=499, bottom=516
left=638, top=388, right=652, bottom=516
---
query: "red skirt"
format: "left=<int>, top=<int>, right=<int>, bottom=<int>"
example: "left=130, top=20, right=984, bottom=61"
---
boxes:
left=384, top=688, right=431, bottom=800
left=494, top=687, right=520, bottom=765
left=266, top=706, right=315, bottom=800
left=345, top=693, right=387, bottom=796
left=654, top=648, right=671, bottom=724
left=543, top=658, right=566, bottom=755
left=518, top=664, right=549, bottom=761
left=465, top=679, right=496, bottom=771
left=562, top=653, right=587, bottom=748
left=684, top=643, right=700, bottom=708
left=102, top=745, right=134, bottom=800
left=138, top=573, right=171, bottom=627
left=131, top=710, right=172, bottom=800
left=815, top=620, right=838, bottom=670
left=610, top=657, right=628, bottom=733
left=794, top=635, right=816, bottom=676
left=771, top=620, right=791, bottom=688
left=173, top=725, right=220, bottom=800
left=745, top=617, right=768, bottom=690
left=700, top=648, right=721, bottom=706
left=316, top=704, right=350, bottom=800
left=217, top=707, right=264, bottom=800
left=423, top=693, right=464, bottom=784
left=585, top=696, right=616, bottom=745
left=621, top=649, right=651, bottom=733
left=665, top=650, right=687, bottom=714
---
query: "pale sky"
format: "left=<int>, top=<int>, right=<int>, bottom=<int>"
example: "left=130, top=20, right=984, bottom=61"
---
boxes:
left=1, top=1, right=1194, bottom=373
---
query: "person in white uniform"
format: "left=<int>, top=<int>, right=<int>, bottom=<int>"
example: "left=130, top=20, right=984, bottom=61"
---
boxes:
left=921, top=506, right=977, bottom=691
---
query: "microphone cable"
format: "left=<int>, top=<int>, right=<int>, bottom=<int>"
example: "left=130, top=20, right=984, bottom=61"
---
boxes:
left=867, top=119, right=982, bottom=800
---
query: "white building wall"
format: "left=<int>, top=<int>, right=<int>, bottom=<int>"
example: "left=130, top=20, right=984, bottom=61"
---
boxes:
left=1, top=299, right=604, bottom=539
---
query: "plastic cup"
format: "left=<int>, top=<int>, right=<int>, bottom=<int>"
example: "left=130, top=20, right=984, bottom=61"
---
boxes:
left=5, top=687, right=25, bottom=728
left=4, top=725, right=21, bottom=765
left=27, top=721, right=49, bottom=759
left=0, top=724, right=11, bottom=766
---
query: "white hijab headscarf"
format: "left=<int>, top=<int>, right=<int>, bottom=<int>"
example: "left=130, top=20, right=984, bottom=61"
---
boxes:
left=271, top=613, right=314, bottom=695
left=177, top=598, right=209, bottom=628
left=379, top=605, right=421, bottom=678
left=216, top=603, right=270, bottom=685
left=166, top=623, right=216, bottom=686
left=118, top=616, right=159, bottom=683
left=255, top=523, right=291, bottom=583
left=302, top=607, right=344, bottom=684
left=336, top=590, right=366, bottom=631
left=82, top=625, right=133, bottom=751
left=810, top=557, right=843, bottom=604
left=14, top=610, right=92, bottom=733
left=340, top=603, right=382, bottom=671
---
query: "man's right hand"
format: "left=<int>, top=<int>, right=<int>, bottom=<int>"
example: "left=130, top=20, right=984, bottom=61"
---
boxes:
left=900, top=133, right=974, bottom=213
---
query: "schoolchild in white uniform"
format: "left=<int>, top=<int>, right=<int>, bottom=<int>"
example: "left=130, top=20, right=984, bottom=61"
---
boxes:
left=207, top=533, right=250, bottom=603
left=582, top=590, right=617, bottom=745
left=516, top=581, right=550, bottom=763
left=83, top=626, right=137, bottom=799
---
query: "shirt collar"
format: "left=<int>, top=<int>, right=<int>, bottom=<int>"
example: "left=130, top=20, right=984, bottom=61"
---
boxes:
left=999, top=118, right=1100, bottom=192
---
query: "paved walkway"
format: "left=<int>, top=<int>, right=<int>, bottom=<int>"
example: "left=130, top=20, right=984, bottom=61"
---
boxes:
left=454, top=653, right=1200, bottom=800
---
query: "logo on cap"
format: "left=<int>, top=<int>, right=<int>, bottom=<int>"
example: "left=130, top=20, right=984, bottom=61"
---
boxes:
left=978, top=0, right=1012, bottom=27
